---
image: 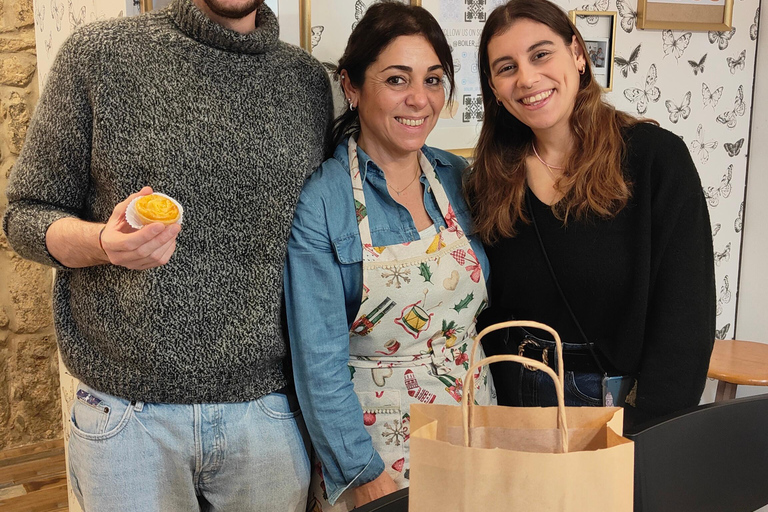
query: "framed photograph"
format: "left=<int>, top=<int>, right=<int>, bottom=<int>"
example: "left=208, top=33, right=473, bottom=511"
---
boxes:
left=637, top=0, right=733, bottom=31
left=570, top=10, right=617, bottom=92
left=585, top=38, right=609, bottom=74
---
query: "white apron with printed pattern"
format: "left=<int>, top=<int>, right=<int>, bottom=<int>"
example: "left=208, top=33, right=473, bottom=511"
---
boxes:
left=307, top=137, right=494, bottom=512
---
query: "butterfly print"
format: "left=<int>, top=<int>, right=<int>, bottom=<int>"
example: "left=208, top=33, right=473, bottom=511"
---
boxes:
left=615, top=44, right=641, bottom=78
left=665, top=91, right=691, bottom=124
left=352, top=0, right=365, bottom=31
left=711, top=223, right=721, bottom=237
left=726, top=50, right=746, bottom=74
left=702, top=83, right=723, bottom=109
left=688, top=54, right=706, bottom=76
left=715, top=323, right=730, bottom=340
left=715, top=275, right=732, bottom=316
left=716, top=85, right=746, bottom=128
left=735, top=202, right=744, bottom=233
left=578, top=0, right=610, bottom=25
left=310, top=26, right=324, bottom=49
left=751, top=8, right=759, bottom=41
left=50, top=0, right=65, bottom=31
left=35, top=3, right=45, bottom=31
left=68, top=0, right=86, bottom=31
left=704, top=165, right=732, bottom=207
left=616, top=0, right=638, bottom=33
left=708, top=28, right=736, bottom=51
left=624, top=64, right=660, bottom=115
left=723, top=138, right=744, bottom=157
left=714, top=242, right=731, bottom=266
left=690, top=124, right=717, bottom=164
left=662, top=30, right=692, bottom=61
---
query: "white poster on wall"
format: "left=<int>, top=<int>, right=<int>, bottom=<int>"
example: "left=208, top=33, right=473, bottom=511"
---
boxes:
left=420, top=0, right=506, bottom=152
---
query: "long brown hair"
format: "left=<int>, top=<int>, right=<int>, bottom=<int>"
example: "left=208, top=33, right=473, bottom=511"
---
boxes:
left=466, top=0, right=653, bottom=244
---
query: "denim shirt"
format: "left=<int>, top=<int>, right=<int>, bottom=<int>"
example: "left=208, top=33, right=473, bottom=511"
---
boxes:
left=283, top=138, right=489, bottom=503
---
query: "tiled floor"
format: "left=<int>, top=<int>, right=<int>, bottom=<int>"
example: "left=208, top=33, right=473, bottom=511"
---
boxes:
left=0, top=439, right=68, bottom=511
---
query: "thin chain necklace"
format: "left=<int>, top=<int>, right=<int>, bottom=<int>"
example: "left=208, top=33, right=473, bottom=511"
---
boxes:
left=387, top=167, right=421, bottom=196
left=531, top=142, right=564, bottom=181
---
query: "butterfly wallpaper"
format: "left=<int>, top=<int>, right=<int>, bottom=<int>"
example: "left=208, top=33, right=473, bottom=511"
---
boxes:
left=572, top=0, right=756, bottom=350
left=574, top=0, right=758, bottom=398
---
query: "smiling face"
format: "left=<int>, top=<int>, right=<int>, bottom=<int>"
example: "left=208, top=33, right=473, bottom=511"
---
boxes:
left=487, top=18, right=585, bottom=141
left=343, top=35, right=445, bottom=163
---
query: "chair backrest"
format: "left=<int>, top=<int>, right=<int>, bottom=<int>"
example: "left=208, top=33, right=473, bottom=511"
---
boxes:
left=627, top=394, right=768, bottom=512
left=353, top=488, right=409, bottom=512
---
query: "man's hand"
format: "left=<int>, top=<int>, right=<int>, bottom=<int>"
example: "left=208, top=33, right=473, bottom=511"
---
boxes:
left=100, top=187, right=182, bottom=270
left=46, top=187, right=182, bottom=270
left=353, top=471, right=398, bottom=508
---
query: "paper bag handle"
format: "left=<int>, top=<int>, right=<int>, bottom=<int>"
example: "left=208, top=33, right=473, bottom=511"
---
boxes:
left=461, top=321, right=569, bottom=453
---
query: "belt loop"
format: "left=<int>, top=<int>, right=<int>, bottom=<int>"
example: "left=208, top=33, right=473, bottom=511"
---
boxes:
left=132, top=401, right=145, bottom=412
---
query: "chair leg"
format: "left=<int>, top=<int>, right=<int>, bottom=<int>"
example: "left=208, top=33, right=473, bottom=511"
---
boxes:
left=715, top=380, right=738, bottom=401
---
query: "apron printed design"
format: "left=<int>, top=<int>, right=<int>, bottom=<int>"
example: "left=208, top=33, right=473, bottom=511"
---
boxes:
left=308, top=137, right=494, bottom=511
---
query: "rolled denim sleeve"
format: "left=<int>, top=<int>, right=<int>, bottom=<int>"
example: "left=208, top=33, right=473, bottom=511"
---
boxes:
left=284, top=182, right=385, bottom=504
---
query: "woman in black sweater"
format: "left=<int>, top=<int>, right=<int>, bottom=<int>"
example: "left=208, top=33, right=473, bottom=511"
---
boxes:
left=466, top=0, right=715, bottom=428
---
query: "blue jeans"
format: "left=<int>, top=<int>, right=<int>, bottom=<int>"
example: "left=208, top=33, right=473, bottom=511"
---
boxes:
left=517, top=367, right=603, bottom=407
left=68, top=383, right=310, bottom=512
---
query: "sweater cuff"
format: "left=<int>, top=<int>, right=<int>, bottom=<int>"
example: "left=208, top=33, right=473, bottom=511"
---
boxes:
left=3, top=202, right=76, bottom=271
left=324, top=450, right=386, bottom=505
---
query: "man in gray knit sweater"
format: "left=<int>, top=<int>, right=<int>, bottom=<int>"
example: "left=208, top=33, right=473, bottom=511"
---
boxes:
left=3, top=0, right=332, bottom=510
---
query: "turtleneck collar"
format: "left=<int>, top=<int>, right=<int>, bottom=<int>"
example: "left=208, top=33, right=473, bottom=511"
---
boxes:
left=168, top=0, right=279, bottom=55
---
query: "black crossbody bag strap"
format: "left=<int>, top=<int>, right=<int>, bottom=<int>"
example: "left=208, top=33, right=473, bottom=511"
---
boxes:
left=526, top=188, right=607, bottom=376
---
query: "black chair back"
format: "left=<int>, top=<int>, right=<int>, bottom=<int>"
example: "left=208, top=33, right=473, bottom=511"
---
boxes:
left=628, top=394, right=768, bottom=512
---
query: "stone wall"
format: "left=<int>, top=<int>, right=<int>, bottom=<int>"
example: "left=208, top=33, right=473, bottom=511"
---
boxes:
left=0, top=0, right=62, bottom=449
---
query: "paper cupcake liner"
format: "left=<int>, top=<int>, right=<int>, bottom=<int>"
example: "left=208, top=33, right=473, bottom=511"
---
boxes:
left=126, top=192, right=184, bottom=230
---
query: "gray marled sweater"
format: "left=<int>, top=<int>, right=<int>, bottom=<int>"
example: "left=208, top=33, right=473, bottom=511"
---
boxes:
left=3, top=0, right=333, bottom=403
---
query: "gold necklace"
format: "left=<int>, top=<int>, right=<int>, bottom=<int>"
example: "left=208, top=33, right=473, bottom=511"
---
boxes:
left=387, top=168, right=421, bottom=196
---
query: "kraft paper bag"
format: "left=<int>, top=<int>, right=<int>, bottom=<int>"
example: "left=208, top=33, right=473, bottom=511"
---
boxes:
left=409, top=321, right=634, bottom=511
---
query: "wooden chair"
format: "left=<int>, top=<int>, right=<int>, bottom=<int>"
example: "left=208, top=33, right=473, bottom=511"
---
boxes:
left=353, top=488, right=409, bottom=512
left=628, top=394, right=768, bottom=512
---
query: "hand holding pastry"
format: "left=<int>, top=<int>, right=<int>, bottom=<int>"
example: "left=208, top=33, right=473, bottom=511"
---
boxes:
left=100, top=187, right=182, bottom=270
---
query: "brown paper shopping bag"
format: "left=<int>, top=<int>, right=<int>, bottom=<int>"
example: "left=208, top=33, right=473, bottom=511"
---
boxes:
left=409, top=321, right=634, bottom=511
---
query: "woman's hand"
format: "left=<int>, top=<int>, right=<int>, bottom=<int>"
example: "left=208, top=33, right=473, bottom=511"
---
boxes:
left=353, top=471, right=398, bottom=508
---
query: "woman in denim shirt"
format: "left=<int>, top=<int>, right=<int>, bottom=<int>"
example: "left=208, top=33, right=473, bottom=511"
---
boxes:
left=284, top=3, right=495, bottom=510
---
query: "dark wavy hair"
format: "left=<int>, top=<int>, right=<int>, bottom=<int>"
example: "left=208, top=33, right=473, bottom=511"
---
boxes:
left=465, top=0, right=653, bottom=243
left=330, top=0, right=455, bottom=151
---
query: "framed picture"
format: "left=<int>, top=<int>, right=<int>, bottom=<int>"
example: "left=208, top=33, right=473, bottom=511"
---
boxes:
left=570, top=10, right=617, bottom=92
left=139, top=0, right=171, bottom=11
left=637, top=0, right=733, bottom=31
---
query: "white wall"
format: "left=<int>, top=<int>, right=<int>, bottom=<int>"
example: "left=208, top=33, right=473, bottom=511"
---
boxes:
left=735, top=3, right=768, bottom=400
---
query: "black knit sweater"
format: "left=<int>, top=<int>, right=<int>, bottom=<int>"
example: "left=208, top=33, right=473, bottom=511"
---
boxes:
left=480, top=123, right=716, bottom=425
left=3, top=0, right=333, bottom=403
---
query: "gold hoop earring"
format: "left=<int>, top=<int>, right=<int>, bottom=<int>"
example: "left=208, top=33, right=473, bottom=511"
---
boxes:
left=496, top=97, right=502, bottom=106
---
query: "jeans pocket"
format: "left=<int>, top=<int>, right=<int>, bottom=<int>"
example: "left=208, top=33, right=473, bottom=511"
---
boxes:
left=69, top=384, right=134, bottom=441
left=257, top=393, right=301, bottom=420
left=564, top=371, right=603, bottom=406
left=357, top=391, right=406, bottom=479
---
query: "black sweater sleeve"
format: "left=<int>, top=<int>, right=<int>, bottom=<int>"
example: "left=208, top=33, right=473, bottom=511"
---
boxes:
left=629, top=127, right=716, bottom=425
